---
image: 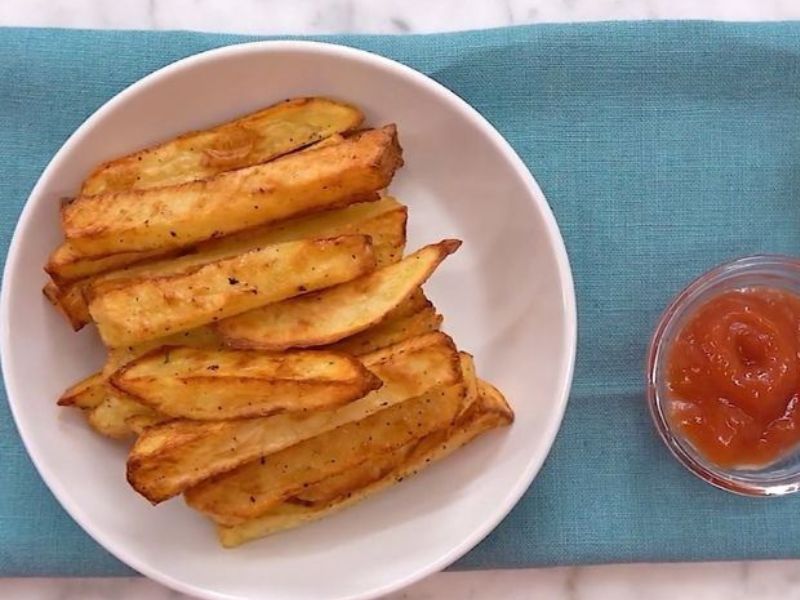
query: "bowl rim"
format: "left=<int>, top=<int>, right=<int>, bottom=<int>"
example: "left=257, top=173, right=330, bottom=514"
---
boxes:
left=0, top=40, right=577, bottom=600
left=646, top=254, right=800, bottom=498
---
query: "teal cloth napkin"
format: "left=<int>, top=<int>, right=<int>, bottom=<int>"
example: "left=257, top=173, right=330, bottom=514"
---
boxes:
left=3, top=21, right=800, bottom=576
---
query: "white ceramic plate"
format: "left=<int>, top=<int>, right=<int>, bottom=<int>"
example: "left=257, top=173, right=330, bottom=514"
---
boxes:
left=1, top=42, right=576, bottom=600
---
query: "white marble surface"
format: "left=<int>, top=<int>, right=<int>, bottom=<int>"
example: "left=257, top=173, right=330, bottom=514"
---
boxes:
left=3, top=0, right=800, bottom=599
left=0, top=0, right=799, bottom=34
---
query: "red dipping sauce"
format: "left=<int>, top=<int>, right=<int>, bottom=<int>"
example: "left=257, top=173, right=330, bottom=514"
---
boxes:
left=666, top=287, right=800, bottom=468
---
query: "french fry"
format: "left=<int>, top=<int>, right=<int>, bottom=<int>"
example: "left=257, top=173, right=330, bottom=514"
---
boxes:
left=112, top=346, right=382, bottom=420
left=45, top=244, right=177, bottom=286
left=57, top=372, right=107, bottom=409
left=216, top=379, right=513, bottom=547
left=81, top=97, right=363, bottom=196
left=89, top=198, right=405, bottom=299
left=286, top=447, right=411, bottom=508
left=127, top=332, right=461, bottom=503
left=47, top=198, right=406, bottom=331
left=326, top=305, right=443, bottom=356
left=87, top=389, right=166, bottom=440
left=47, top=100, right=363, bottom=283
left=88, top=235, right=376, bottom=347
left=216, top=240, right=460, bottom=351
left=287, top=353, right=477, bottom=507
left=47, top=187, right=398, bottom=289
left=104, top=325, right=223, bottom=374
left=193, top=196, right=406, bottom=269
left=57, top=325, right=224, bottom=436
left=43, top=281, right=91, bottom=331
left=185, top=381, right=464, bottom=525
left=62, top=126, right=403, bottom=257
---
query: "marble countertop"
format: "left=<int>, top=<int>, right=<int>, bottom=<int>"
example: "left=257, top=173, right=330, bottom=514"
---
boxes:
left=1, top=0, right=799, bottom=33
left=3, top=0, right=800, bottom=598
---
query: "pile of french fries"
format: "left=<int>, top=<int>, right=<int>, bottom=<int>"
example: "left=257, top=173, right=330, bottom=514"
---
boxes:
left=47, top=97, right=513, bottom=547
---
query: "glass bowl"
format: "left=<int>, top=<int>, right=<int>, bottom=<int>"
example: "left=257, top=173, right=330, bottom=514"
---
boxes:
left=647, top=255, right=800, bottom=497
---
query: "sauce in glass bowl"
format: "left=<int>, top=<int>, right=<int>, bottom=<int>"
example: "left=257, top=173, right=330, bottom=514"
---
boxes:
left=648, top=256, right=800, bottom=496
left=666, top=287, right=800, bottom=469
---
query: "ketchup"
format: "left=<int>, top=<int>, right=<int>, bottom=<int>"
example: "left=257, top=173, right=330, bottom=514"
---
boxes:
left=666, top=287, right=800, bottom=468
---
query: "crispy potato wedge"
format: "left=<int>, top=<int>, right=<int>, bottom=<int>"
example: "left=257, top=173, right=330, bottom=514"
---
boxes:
left=58, top=325, right=221, bottom=419
left=216, top=240, right=460, bottom=351
left=62, top=126, right=403, bottom=257
left=216, top=378, right=513, bottom=546
left=43, top=281, right=91, bottom=331
left=287, top=446, right=412, bottom=507
left=45, top=243, right=177, bottom=286
left=112, top=346, right=382, bottom=420
left=47, top=103, right=363, bottom=283
left=185, top=381, right=464, bottom=525
left=127, top=411, right=171, bottom=435
left=57, top=372, right=107, bottom=409
left=286, top=353, right=476, bottom=507
left=84, top=198, right=404, bottom=303
left=127, top=332, right=461, bottom=503
left=81, top=97, right=363, bottom=196
left=87, top=389, right=166, bottom=439
left=326, top=305, right=443, bottom=356
left=46, top=197, right=404, bottom=328
left=193, top=195, right=406, bottom=269
left=45, top=98, right=362, bottom=284
left=47, top=193, right=402, bottom=287
left=104, top=325, right=223, bottom=375
left=382, top=288, right=429, bottom=320
left=89, top=235, right=376, bottom=347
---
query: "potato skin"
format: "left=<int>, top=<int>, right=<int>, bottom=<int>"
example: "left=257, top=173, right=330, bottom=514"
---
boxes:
left=112, top=346, right=382, bottom=420
left=62, top=126, right=403, bottom=257
left=81, top=97, right=364, bottom=196
left=88, top=235, right=376, bottom=347
left=216, top=379, right=513, bottom=547
left=216, top=239, right=459, bottom=351
left=126, top=333, right=461, bottom=503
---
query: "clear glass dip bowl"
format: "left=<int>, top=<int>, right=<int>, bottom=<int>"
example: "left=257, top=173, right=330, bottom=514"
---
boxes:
left=647, top=255, right=800, bottom=496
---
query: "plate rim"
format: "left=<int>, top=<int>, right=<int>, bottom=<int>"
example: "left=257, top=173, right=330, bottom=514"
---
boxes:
left=0, top=39, right=577, bottom=600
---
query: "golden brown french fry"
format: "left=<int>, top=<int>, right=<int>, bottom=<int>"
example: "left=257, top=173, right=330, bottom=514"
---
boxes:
left=127, top=332, right=461, bottom=503
left=45, top=244, right=178, bottom=286
left=192, top=196, right=406, bottom=269
left=216, top=240, right=460, bottom=351
left=127, top=411, right=171, bottom=435
left=104, top=325, right=223, bottom=374
left=88, top=235, right=376, bottom=347
left=286, top=447, right=411, bottom=507
left=87, top=389, right=166, bottom=440
left=81, top=97, right=363, bottom=196
left=87, top=198, right=405, bottom=301
left=43, top=281, right=91, bottom=331
left=58, top=325, right=224, bottom=433
left=46, top=192, right=401, bottom=290
left=288, top=353, right=477, bottom=507
left=47, top=101, right=363, bottom=283
left=46, top=198, right=405, bottom=330
left=184, top=382, right=463, bottom=525
left=326, top=305, right=443, bottom=356
left=62, top=126, right=403, bottom=257
left=112, top=346, right=382, bottom=420
left=57, top=372, right=107, bottom=409
left=216, top=379, right=513, bottom=547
